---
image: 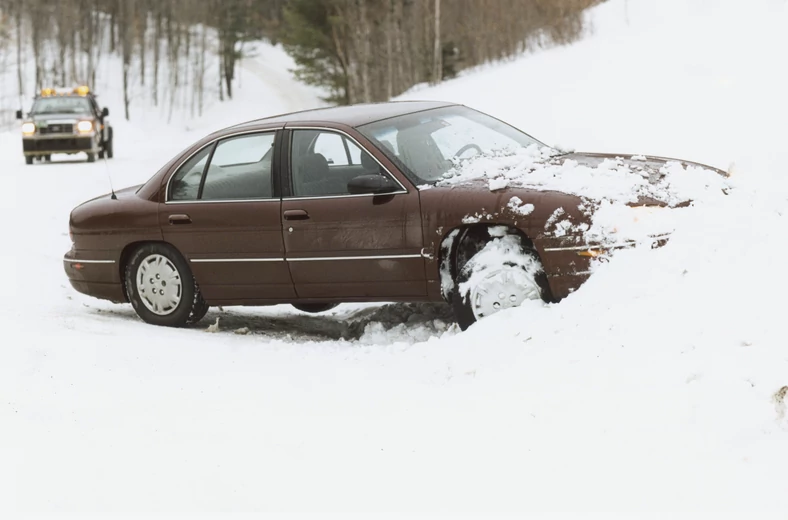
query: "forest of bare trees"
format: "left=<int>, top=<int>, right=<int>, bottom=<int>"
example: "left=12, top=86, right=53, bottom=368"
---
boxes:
left=283, top=0, right=603, bottom=104
left=0, top=0, right=602, bottom=122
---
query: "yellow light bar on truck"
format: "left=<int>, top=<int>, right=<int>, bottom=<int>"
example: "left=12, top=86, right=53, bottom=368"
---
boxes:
left=40, top=88, right=56, bottom=97
left=74, top=85, right=90, bottom=96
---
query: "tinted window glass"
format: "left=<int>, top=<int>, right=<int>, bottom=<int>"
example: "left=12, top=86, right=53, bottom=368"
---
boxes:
left=313, top=132, right=349, bottom=166
left=290, top=130, right=390, bottom=197
left=201, top=133, right=275, bottom=200
left=169, top=145, right=212, bottom=201
left=311, top=133, right=364, bottom=166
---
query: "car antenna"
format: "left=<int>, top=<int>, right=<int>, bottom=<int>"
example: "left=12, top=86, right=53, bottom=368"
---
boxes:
left=103, top=155, right=117, bottom=200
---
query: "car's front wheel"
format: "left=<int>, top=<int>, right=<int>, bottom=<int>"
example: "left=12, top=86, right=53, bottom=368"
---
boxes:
left=124, top=243, right=209, bottom=327
left=451, top=232, right=547, bottom=331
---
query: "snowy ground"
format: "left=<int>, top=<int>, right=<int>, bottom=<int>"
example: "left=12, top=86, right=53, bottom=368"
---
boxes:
left=4, top=0, right=788, bottom=516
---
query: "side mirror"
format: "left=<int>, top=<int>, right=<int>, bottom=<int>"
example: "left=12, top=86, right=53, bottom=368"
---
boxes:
left=347, top=174, right=399, bottom=195
left=102, top=107, right=109, bottom=117
left=15, top=110, right=22, bottom=120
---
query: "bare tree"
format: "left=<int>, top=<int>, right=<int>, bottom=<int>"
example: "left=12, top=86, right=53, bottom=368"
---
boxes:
left=432, top=0, right=441, bottom=84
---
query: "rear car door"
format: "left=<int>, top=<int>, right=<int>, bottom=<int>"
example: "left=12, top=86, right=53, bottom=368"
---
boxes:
left=281, top=127, right=426, bottom=299
left=160, top=130, right=295, bottom=303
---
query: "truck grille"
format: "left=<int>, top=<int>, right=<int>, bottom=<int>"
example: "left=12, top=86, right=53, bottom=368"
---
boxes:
left=23, top=137, right=92, bottom=152
left=39, top=124, right=74, bottom=135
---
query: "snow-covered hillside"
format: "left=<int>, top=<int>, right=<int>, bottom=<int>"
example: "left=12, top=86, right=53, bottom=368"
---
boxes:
left=4, top=0, right=788, bottom=515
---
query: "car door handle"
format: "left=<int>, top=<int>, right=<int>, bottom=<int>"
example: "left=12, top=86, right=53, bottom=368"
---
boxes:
left=168, top=214, right=192, bottom=225
left=283, top=209, right=310, bottom=221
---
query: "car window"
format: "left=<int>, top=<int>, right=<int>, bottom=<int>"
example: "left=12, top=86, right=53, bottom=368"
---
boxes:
left=31, top=97, right=92, bottom=115
left=169, top=145, right=212, bottom=201
left=201, top=133, right=275, bottom=200
left=313, top=133, right=349, bottom=166
left=290, top=129, right=392, bottom=197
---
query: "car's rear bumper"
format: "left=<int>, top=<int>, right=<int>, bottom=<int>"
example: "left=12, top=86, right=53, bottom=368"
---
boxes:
left=24, top=135, right=98, bottom=155
left=63, top=249, right=126, bottom=303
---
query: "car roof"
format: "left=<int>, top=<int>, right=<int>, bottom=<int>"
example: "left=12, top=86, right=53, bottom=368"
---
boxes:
left=232, top=100, right=458, bottom=129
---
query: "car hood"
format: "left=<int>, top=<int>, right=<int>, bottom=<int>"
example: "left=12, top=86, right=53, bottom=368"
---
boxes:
left=429, top=150, right=727, bottom=209
left=558, top=151, right=728, bottom=178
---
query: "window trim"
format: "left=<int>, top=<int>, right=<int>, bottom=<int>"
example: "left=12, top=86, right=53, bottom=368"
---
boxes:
left=285, top=126, right=409, bottom=201
left=165, top=129, right=280, bottom=204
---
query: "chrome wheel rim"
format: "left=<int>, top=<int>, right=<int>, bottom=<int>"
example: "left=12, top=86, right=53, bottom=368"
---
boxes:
left=469, top=266, right=541, bottom=320
left=136, top=254, right=183, bottom=316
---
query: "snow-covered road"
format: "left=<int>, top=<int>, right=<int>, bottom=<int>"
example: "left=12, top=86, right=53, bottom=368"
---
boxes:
left=4, top=0, right=788, bottom=516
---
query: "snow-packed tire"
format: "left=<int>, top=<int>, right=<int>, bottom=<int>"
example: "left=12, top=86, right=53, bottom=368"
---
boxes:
left=451, top=230, right=547, bottom=331
left=292, top=303, right=339, bottom=313
left=124, top=243, right=209, bottom=327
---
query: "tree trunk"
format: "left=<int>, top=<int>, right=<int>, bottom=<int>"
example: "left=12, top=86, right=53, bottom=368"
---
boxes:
left=152, top=4, right=161, bottom=106
left=432, top=0, right=441, bottom=83
left=15, top=0, right=23, bottom=100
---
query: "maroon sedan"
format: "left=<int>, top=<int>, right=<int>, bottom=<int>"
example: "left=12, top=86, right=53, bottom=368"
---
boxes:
left=64, top=101, right=718, bottom=329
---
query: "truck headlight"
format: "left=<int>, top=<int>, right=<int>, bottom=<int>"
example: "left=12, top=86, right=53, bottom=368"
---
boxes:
left=21, top=122, right=35, bottom=135
left=77, top=120, right=93, bottom=133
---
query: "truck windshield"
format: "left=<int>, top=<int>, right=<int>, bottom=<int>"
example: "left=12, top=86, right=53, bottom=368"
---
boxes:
left=31, top=97, right=92, bottom=115
left=357, top=105, right=553, bottom=185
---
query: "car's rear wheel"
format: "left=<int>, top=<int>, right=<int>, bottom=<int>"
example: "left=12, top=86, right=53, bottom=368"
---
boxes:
left=292, top=303, right=339, bottom=313
left=451, top=232, right=547, bottom=331
left=124, top=243, right=209, bottom=327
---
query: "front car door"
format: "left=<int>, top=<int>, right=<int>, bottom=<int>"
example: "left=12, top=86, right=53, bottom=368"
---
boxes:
left=160, top=130, right=295, bottom=303
left=280, top=126, right=425, bottom=299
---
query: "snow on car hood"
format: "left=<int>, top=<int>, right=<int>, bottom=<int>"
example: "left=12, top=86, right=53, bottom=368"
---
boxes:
left=437, top=145, right=731, bottom=207
left=439, top=145, right=734, bottom=248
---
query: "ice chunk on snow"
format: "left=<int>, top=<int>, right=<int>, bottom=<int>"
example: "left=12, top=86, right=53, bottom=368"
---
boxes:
left=507, top=196, right=535, bottom=216
left=545, top=207, right=565, bottom=229
left=488, top=178, right=509, bottom=191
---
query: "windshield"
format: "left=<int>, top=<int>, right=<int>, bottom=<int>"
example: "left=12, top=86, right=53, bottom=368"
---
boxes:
left=357, top=105, right=552, bottom=185
left=31, top=97, right=92, bottom=115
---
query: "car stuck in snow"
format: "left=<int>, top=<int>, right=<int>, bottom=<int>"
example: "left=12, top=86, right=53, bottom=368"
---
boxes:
left=63, top=101, right=729, bottom=329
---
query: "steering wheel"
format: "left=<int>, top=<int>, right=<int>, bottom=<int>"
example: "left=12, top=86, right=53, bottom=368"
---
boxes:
left=453, top=143, right=483, bottom=159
